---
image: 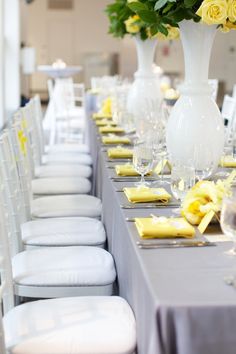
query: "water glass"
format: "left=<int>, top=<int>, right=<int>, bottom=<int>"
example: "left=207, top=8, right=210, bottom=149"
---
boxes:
left=171, top=164, right=195, bottom=202
left=220, top=195, right=236, bottom=256
left=133, top=143, right=153, bottom=187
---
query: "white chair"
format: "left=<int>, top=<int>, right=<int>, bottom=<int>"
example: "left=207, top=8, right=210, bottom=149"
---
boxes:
left=0, top=257, right=136, bottom=354
left=27, top=98, right=92, bottom=164
left=221, top=94, right=236, bottom=125
left=0, top=166, right=116, bottom=298
left=232, top=84, right=236, bottom=99
left=2, top=127, right=102, bottom=220
left=0, top=204, right=136, bottom=354
left=47, top=78, right=87, bottom=145
left=0, top=131, right=106, bottom=249
left=12, top=114, right=92, bottom=196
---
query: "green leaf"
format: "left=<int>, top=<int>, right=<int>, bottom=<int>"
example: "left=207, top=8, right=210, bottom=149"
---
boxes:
left=184, top=0, right=198, bottom=8
left=154, top=0, right=168, bottom=11
left=156, top=23, right=168, bottom=35
left=138, top=10, right=157, bottom=23
left=128, top=2, right=148, bottom=12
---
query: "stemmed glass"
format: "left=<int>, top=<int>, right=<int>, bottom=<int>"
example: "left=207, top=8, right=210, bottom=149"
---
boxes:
left=170, top=162, right=195, bottom=213
left=220, top=194, right=236, bottom=256
left=133, top=141, right=153, bottom=187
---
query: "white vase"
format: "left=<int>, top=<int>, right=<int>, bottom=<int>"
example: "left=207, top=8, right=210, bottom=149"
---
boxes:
left=166, top=20, right=224, bottom=178
left=127, top=36, right=162, bottom=116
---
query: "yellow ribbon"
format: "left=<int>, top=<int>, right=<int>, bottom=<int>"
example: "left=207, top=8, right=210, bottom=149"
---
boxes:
left=17, top=130, right=27, bottom=156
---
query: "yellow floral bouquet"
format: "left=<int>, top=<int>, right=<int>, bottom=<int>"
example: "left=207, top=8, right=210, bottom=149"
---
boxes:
left=181, top=173, right=236, bottom=232
left=124, top=0, right=236, bottom=36
left=105, top=0, right=179, bottom=40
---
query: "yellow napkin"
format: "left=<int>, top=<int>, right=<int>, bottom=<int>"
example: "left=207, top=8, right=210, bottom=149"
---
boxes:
left=99, top=126, right=124, bottom=134
left=102, top=136, right=131, bottom=145
left=115, top=164, right=151, bottom=176
left=107, top=148, right=133, bottom=159
left=220, top=156, right=236, bottom=168
left=123, top=187, right=171, bottom=203
left=135, top=217, right=195, bottom=239
left=92, top=112, right=112, bottom=120
left=96, top=120, right=117, bottom=127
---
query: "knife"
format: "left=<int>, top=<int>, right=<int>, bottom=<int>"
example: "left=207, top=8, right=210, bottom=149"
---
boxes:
left=121, top=203, right=180, bottom=209
left=137, top=240, right=216, bottom=249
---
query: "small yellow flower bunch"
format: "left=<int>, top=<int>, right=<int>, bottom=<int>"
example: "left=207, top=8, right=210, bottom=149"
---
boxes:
left=101, top=97, right=112, bottom=116
left=154, top=25, right=179, bottom=40
left=181, top=179, right=230, bottom=225
left=125, top=15, right=141, bottom=34
left=196, top=0, right=236, bottom=30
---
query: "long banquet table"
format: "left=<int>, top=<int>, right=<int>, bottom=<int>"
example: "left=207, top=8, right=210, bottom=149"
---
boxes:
left=89, top=118, right=236, bottom=354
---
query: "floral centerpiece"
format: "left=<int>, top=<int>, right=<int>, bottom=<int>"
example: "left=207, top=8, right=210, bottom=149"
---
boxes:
left=181, top=171, right=236, bottom=232
left=128, top=0, right=236, bottom=178
left=105, top=0, right=179, bottom=116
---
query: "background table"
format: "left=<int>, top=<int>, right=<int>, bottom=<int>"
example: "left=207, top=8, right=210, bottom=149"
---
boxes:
left=89, top=118, right=236, bottom=354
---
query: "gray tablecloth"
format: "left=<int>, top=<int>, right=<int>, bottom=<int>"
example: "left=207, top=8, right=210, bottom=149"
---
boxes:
left=89, top=119, right=236, bottom=354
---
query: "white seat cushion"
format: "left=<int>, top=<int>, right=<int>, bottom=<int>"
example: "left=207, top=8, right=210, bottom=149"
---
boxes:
left=45, top=143, right=90, bottom=154
left=4, top=296, right=136, bottom=354
left=12, top=246, right=116, bottom=286
left=42, top=152, right=92, bottom=165
left=31, top=195, right=102, bottom=218
left=32, top=177, right=91, bottom=195
left=21, top=217, right=106, bottom=247
left=35, top=164, right=92, bottom=178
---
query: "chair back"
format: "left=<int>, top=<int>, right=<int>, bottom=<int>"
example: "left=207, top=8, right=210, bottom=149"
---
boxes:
left=221, top=94, right=236, bottom=125
left=232, top=84, right=236, bottom=99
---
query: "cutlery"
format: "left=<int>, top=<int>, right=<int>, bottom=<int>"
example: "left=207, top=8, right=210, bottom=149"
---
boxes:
left=121, top=203, right=180, bottom=209
left=107, top=160, right=132, bottom=163
left=136, top=240, right=216, bottom=249
left=110, top=177, right=158, bottom=182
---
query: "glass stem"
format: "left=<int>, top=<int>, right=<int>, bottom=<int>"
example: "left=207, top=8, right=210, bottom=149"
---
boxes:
left=140, top=173, right=145, bottom=185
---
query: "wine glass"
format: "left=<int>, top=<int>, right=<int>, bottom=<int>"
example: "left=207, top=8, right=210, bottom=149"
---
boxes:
left=220, top=194, right=236, bottom=256
left=171, top=163, right=195, bottom=202
left=133, top=142, right=153, bottom=187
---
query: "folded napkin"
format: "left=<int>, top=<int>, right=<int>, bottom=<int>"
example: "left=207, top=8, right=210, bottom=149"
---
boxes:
left=96, top=120, right=117, bottom=127
left=220, top=156, right=236, bottom=168
left=102, top=136, right=131, bottom=145
left=107, top=148, right=133, bottom=159
left=92, top=112, right=112, bottom=120
left=123, top=187, right=171, bottom=203
left=99, top=126, right=124, bottom=134
left=135, top=217, right=195, bottom=239
left=115, top=164, right=151, bottom=176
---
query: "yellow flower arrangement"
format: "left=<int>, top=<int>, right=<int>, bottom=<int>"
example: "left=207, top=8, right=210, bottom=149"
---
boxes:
left=196, top=0, right=228, bottom=25
left=181, top=180, right=230, bottom=225
left=221, top=19, right=236, bottom=31
left=125, top=15, right=141, bottom=34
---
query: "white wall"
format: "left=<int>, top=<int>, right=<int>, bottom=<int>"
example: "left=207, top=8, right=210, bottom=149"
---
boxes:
left=23, top=0, right=236, bottom=96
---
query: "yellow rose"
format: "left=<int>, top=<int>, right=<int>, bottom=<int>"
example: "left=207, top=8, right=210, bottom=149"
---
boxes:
left=196, top=0, right=228, bottom=25
left=125, top=15, right=140, bottom=34
left=228, top=0, right=236, bottom=22
left=221, top=19, right=236, bottom=31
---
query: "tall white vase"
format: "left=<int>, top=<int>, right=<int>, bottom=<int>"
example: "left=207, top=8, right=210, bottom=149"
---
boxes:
left=127, top=36, right=162, bottom=115
left=166, top=20, right=224, bottom=177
